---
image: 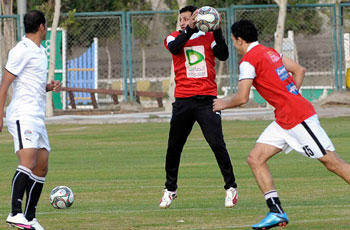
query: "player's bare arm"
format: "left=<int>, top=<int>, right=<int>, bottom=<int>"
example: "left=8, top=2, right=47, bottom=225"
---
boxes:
left=213, top=79, right=253, bottom=112
left=0, top=70, right=16, bottom=132
left=282, top=56, right=306, bottom=90
left=46, top=80, right=61, bottom=93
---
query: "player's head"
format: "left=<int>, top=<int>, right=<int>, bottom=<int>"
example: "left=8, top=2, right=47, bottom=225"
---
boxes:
left=179, top=5, right=198, bottom=31
left=24, top=10, right=47, bottom=39
left=231, top=19, right=258, bottom=54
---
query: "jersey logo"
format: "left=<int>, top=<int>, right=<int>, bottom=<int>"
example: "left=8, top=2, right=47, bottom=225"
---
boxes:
left=184, top=46, right=208, bottom=78
left=185, top=49, right=204, bottom=66
left=286, top=82, right=299, bottom=95
left=265, top=50, right=280, bottom=63
left=275, top=65, right=289, bottom=81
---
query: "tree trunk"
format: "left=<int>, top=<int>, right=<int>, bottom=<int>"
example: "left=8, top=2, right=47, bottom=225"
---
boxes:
left=1, top=0, right=14, bottom=58
left=46, top=0, right=61, bottom=117
left=274, top=0, right=287, bottom=53
left=105, top=39, right=112, bottom=89
left=165, top=0, right=187, bottom=112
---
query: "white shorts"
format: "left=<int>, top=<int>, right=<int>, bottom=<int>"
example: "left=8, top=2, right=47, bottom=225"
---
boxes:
left=7, top=119, right=50, bottom=153
left=257, top=114, right=335, bottom=158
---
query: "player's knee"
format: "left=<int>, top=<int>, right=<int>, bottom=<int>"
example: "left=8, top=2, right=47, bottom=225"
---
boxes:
left=247, top=150, right=267, bottom=168
left=33, top=164, right=48, bottom=177
left=247, top=154, right=259, bottom=168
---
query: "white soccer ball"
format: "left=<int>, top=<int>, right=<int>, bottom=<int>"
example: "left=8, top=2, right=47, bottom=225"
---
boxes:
left=49, top=186, right=74, bottom=209
left=196, top=6, right=220, bottom=32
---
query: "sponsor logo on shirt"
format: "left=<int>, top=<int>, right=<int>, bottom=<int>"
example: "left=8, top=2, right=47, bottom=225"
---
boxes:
left=184, top=46, right=208, bottom=78
left=275, top=65, right=289, bottom=81
left=286, top=82, right=299, bottom=95
left=266, top=50, right=280, bottom=63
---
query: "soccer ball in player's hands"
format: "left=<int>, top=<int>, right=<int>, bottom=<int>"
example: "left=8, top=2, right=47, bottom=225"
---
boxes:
left=195, top=6, right=220, bottom=32
left=49, top=186, right=74, bottom=209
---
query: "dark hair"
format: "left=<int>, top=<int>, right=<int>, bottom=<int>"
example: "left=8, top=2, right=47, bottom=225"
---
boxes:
left=179, top=5, right=198, bottom=14
left=24, top=10, right=46, bottom=33
left=231, top=19, right=258, bottom=43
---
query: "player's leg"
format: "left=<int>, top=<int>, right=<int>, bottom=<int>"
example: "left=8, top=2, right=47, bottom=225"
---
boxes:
left=318, top=150, right=350, bottom=184
left=25, top=126, right=50, bottom=230
left=6, top=148, right=37, bottom=229
left=25, top=148, right=48, bottom=230
left=249, top=143, right=289, bottom=229
left=160, top=98, right=195, bottom=208
left=6, top=120, right=37, bottom=228
left=195, top=96, right=237, bottom=207
left=289, top=115, right=350, bottom=183
left=251, top=122, right=289, bottom=229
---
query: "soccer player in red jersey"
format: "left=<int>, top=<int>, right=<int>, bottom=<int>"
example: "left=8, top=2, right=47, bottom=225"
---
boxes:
left=213, top=19, right=350, bottom=229
left=159, top=5, right=238, bottom=209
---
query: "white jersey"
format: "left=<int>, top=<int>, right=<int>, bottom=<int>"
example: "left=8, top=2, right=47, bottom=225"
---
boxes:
left=5, top=36, right=48, bottom=125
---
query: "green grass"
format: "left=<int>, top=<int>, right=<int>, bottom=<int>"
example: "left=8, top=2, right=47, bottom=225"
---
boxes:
left=1, top=117, right=350, bottom=229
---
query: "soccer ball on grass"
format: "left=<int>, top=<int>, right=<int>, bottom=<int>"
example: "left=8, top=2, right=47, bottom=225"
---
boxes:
left=195, top=6, right=220, bottom=32
left=49, top=186, right=74, bottom=209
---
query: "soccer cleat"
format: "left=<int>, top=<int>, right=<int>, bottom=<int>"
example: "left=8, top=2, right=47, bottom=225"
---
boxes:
left=225, top=187, right=238, bottom=208
left=6, top=213, right=34, bottom=229
left=252, top=212, right=289, bottom=229
left=29, top=218, right=45, bottom=230
left=159, top=189, right=177, bottom=209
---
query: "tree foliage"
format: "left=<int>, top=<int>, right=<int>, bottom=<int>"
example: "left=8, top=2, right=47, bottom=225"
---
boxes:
left=28, top=0, right=151, bottom=12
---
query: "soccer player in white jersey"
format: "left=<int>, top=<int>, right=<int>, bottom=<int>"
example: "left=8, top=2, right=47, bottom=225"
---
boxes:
left=0, top=10, right=61, bottom=230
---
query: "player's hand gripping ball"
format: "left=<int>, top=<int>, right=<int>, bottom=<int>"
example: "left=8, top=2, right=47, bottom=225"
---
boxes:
left=195, top=6, right=220, bottom=32
left=49, top=186, right=74, bottom=209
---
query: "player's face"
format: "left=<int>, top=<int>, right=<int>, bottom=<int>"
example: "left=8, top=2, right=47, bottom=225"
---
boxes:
left=40, top=21, right=48, bottom=41
left=179, top=11, right=192, bottom=31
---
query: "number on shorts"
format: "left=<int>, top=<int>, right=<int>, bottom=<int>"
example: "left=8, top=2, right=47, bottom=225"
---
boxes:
left=302, top=145, right=314, bottom=157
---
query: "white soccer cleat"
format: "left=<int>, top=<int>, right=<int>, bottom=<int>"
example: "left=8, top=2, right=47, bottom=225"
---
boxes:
left=6, top=213, right=33, bottom=229
left=225, top=187, right=238, bottom=208
left=29, top=218, right=45, bottom=230
left=159, top=189, right=177, bottom=209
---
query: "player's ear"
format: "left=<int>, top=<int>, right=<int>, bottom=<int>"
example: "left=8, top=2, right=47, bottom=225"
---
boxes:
left=238, top=37, right=244, bottom=45
left=39, top=23, right=45, bottom=32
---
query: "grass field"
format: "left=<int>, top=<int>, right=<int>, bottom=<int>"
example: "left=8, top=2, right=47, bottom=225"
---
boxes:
left=1, top=117, right=350, bottom=229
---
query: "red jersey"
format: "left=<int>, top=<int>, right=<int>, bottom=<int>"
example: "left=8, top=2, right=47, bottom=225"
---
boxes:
left=240, top=43, right=316, bottom=129
left=164, top=31, right=217, bottom=98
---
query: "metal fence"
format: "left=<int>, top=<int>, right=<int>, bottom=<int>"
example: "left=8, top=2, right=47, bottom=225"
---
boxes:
left=231, top=4, right=337, bottom=104
left=340, top=3, right=350, bottom=90
left=65, top=12, right=127, bottom=104
left=0, top=4, right=348, bottom=109
left=0, top=15, right=20, bottom=78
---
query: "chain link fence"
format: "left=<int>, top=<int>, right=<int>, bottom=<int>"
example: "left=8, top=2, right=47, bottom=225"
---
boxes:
left=232, top=4, right=336, bottom=104
left=0, top=4, right=348, bottom=110
left=0, top=16, right=19, bottom=78
left=65, top=12, right=126, bottom=106
left=341, top=3, right=350, bottom=88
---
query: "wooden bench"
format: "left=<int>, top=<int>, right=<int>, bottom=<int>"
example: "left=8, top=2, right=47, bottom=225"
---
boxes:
left=61, top=87, right=165, bottom=109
